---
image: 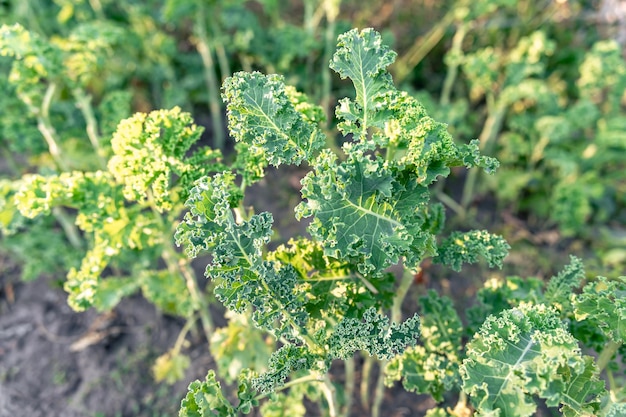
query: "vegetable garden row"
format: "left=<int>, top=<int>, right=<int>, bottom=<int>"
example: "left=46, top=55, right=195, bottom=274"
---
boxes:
left=0, top=1, right=624, bottom=416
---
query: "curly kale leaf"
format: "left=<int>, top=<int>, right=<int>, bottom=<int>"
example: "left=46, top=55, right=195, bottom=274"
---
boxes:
left=297, top=150, right=436, bottom=276
left=385, top=291, right=463, bottom=402
left=222, top=72, right=325, bottom=167
left=268, top=238, right=396, bottom=319
left=109, top=107, right=224, bottom=212
left=574, top=276, right=626, bottom=344
left=461, top=304, right=604, bottom=417
left=176, top=174, right=307, bottom=340
left=385, top=93, right=499, bottom=183
left=544, top=255, right=585, bottom=312
left=467, top=275, right=545, bottom=334
left=252, top=345, right=316, bottom=394
left=330, top=28, right=396, bottom=137
left=179, top=370, right=239, bottom=417
left=435, top=230, right=510, bottom=271
left=16, top=171, right=161, bottom=310
left=326, top=307, right=420, bottom=361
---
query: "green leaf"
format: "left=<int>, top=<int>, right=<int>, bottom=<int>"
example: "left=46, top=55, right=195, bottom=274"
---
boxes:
left=544, top=256, right=585, bottom=311
left=326, top=307, right=420, bottom=360
left=330, top=28, right=396, bottom=137
left=574, top=276, right=626, bottom=343
left=385, top=291, right=462, bottom=401
left=297, top=151, right=435, bottom=275
left=252, top=345, right=316, bottom=394
left=435, top=230, right=510, bottom=271
left=108, top=107, right=223, bottom=212
left=461, top=304, right=604, bottom=417
left=179, top=370, right=237, bottom=417
left=222, top=72, right=325, bottom=167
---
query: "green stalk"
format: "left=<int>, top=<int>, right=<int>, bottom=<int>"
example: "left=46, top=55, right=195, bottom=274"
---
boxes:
left=440, top=22, right=469, bottom=106
left=148, top=192, right=214, bottom=338
left=88, top=0, right=105, bottom=19
left=193, top=3, right=225, bottom=150
left=29, top=83, right=84, bottom=249
left=340, top=356, right=355, bottom=417
left=436, top=190, right=467, bottom=219
left=393, top=11, right=456, bottom=84
left=72, top=88, right=107, bottom=169
left=321, top=375, right=339, bottom=417
left=321, top=0, right=339, bottom=127
left=171, top=312, right=197, bottom=355
left=52, top=207, right=84, bottom=250
left=460, top=97, right=506, bottom=209
left=371, top=268, right=417, bottom=417
left=35, top=83, right=68, bottom=172
left=596, top=340, right=621, bottom=374
left=392, top=268, right=417, bottom=323
left=371, top=361, right=386, bottom=417
left=253, top=374, right=322, bottom=402
left=360, top=354, right=373, bottom=411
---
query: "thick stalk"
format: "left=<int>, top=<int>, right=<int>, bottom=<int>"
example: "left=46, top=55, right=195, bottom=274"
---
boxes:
left=52, top=207, right=83, bottom=249
left=253, top=374, right=322, bottom=402
left=371, top=361, right=386, bottom=417
left=35, top=83, right=68, bottom=172
left=436, top=190, right=467, bottom=219
left=193, top=3, right=225, bottom=150
left=460, top=98, right=507, bottom=209
left=31, top=83, right=85, bottom=249
left=340, top=356, right=355, bottom=417
left=393, top=11, right=456, bottom=84
left=321, top=375, right=339, bottom=417
left=440, top=22, right=469, bottom=106
left=321, top=0, right=339, bottom=127
left=360, top=354, right=373, bottom=410
left=148, top=192, right=214, bottom=338
left=88, top=0, right=105, bottom=19
left=392, top=268, right=417, bottom=323
left=171, top=312, right=197, bottom=355
left=596, top=340, right=621, bottom=374
left=72, top=88, right=107, bottom=169
left=372, top=268, right=417, bottom=417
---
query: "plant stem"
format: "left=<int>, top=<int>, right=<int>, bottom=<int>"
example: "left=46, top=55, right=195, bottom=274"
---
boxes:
left=72, top=88, right=107, bottom=169
left=322, top=0, right=338, bottom=128
left=30, top=83, right=85, bottom=249
left=460, top=98, right=506, bottom=209
left=596, top=340, right=621, bottom=373
left=392, top=268, right=417, bottom=323
left=148, top=192, right=214, bottom=338
left=393, top=11, right=456, bottom=84
left=321, top=375, right=339, bottom=417
left=35, top=83, right=68, bottom=172
left=340, top=356, right=355, bottom=417
left=193, top=2, right=225, bottom=150
left=440, top=22, right=469, bottom=106
left=52, top=206, right=83, bottom=249
left=253, top=373, right=322, bottom=402
left=371, top=360, right=386, bottom=417
left=436, top=190, right=467, bottom=219
left=360, top=354, right=373, bottom=411
left=171, top=312, right=197, bottom=355
left=372, top=268, right=417, bottom=417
